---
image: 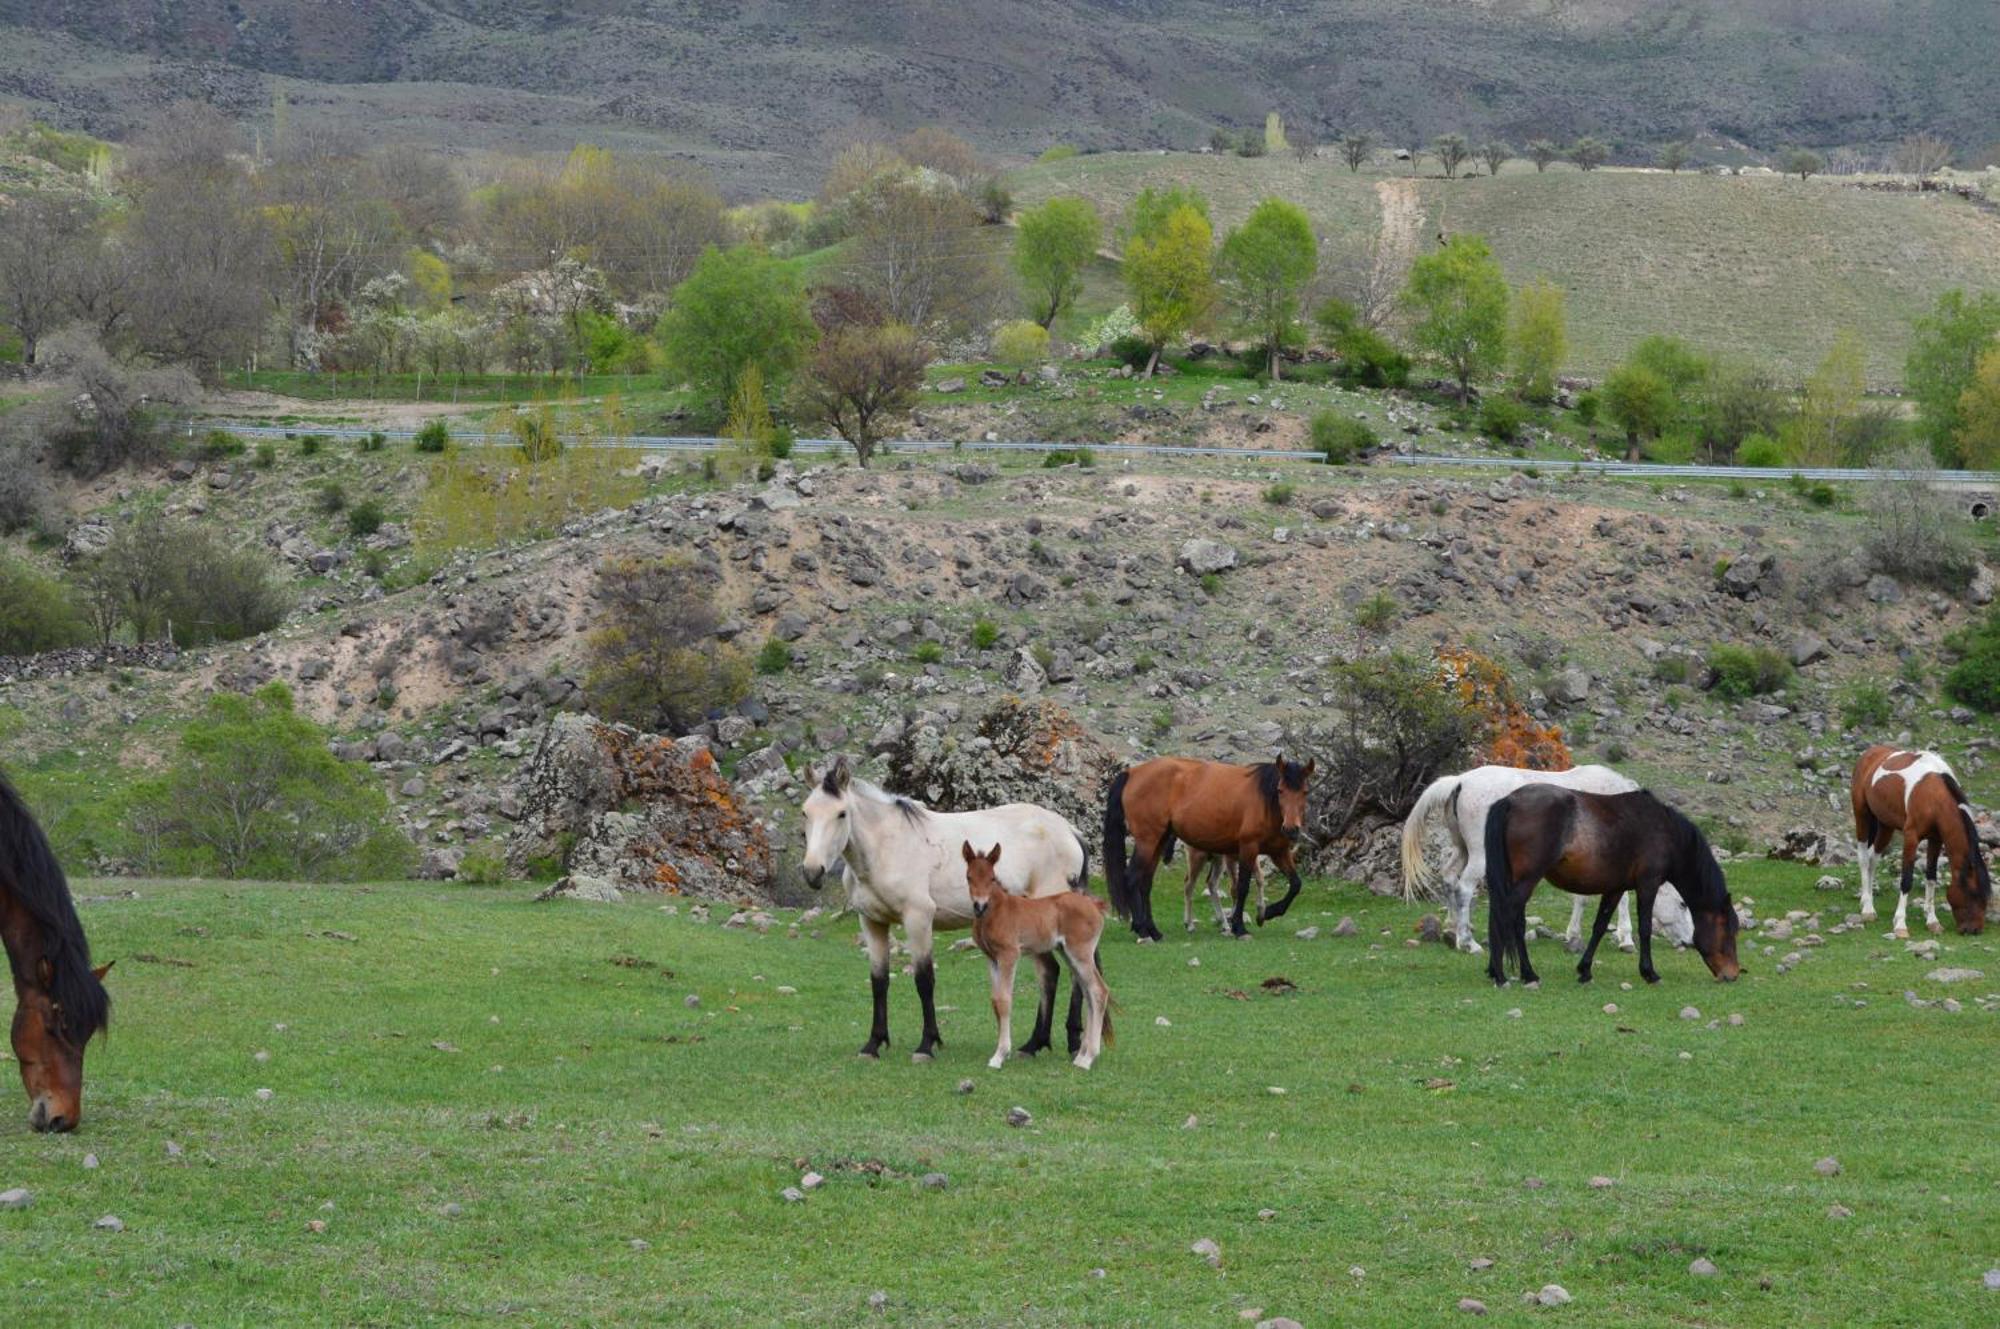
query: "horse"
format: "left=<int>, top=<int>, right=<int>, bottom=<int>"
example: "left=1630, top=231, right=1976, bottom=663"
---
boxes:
left=1482, top=785, right=1741, bottom=988
left=1401, top=764, right=1694, bottom=956
left=1850, top=745, right=1992, bottom=937
left=1103, top=755, right=1314, bottom=941
left=1, top=770, right=112, bottom=1132
left=963, top=842, right=1113, bottom=1070
left=800, top=756, right=1090, bottom=1062
left=1183, top=847, right=1267, bottom=934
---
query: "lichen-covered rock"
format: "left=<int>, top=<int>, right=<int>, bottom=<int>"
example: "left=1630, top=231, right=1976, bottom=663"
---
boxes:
left=886, top=698, right=1117, bottom=830
left=509, top=713, right=773, bottom=903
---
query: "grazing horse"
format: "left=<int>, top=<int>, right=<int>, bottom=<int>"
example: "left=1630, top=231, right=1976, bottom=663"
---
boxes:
left=1, top=771, right=111, bottom=1132
left=800, top=757, right=1089, bottom=1061
left=1483, top=785, right=1741, bottom=987
left=1850, top=745, right=1992, bottom=937
left=1103, top=755, right=1315, bottom=940
left=1401, top=764, right=1693, bottom=955
left=963, top=842, right=1113, bottom=1070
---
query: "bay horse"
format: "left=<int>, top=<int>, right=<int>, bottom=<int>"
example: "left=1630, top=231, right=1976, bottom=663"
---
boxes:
left=1, top=770, right=112, bottom=1132
left=1850, top=745, right=1991, bottom=936
left=800, top=756, right=1090, bottom=1061
left=963, top=842, right=1113, bottom=1070
left=1482, top=785, right=1741, bottom=987
left=1103, top=755, right=1315, bottom=941
left=1183, top=847, right=1267, bottom=934
left=1401, top=764, right=1694, bottom=956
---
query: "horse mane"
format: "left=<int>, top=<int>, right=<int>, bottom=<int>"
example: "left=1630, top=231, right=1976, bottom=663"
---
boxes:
left=1652, top=793, right=1730, bottom=914
left=1940, top=774, right=1994, bottom=905
left=849, top=776, right=928, bottom=826
left=1252, top=758, right=1310, bottom=821
left=0, top=770, right=109, bottom=1043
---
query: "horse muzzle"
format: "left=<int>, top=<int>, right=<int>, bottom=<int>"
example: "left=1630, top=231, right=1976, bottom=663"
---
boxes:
left=971, top=900, right=989, bottom=918
left=1281, top=827, right=1303, bottom=844
left=28, top=1097, right=73, bottom=1133
left=802, top=864, right=826, bottom=890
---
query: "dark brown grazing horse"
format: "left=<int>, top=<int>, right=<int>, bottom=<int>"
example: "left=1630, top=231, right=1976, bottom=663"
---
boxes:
left=1850, top=745, right=1991, bottom=937
left=1, top=770, right=111, bottom=1132
left=1103, top=755, right=1314, bottom=940
left=1483, top=785, right=1741, bottom=988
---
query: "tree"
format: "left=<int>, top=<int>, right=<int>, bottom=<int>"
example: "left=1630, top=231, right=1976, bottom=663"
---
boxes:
left=1124, top=203, right=1215, bottom=378
left=1290, top=126, right=1318, bottom=163
left=1601, top=363, right=1675, bottom=461
left=0, top=193, right=88, bottom=365
left=1897, top=132, right=1953, bottom=179
left=1432, top=133, right=1471, bottom=179
left=1218, top=198, right=1317, bottom=380
left=265, top=125, right=402, bottom=364
left=1339, top=132, right=1375, bottom=173
left=1784, top=331, right=1866, bottom=467
left=844, top=172, right=1007, bottom=333
left=1956, top=346, right=2000, bottom=469
left=1527, top=139, right=1561, bottom=172
left=1013, top=196, right=1102, bottom=329
left=1906, top=289, right=2000, bottom=462
left=796, top=322, right=929, bottom=466
left=1569, top=137, right=1609, bottom=171
left=1403, top=139, right=1426, bottom=173
left=0, top=554, right=85, bottom=655
left=1657, top=141, right=1691, bottom=173
left=1783, top=148, right=1823, bottom=181
left=1400, top=235, right=1508, bottom=399
left=585, top=554, right=749, bottom=734
left=1693, top=359, right=1783, bottom=462
left=895, top=127, right=983, bottom=191
left=1509, top=279, right=1566, bottom=402
left=1265, top=112, right=1288, bottom=155
left=1125, top=185, right=1211, bottom=245
left=659, top=245, right=815, bottom=419
left=6, top=331, right=194, bottom=478
left=1479, top=141, right=1510, bottom=177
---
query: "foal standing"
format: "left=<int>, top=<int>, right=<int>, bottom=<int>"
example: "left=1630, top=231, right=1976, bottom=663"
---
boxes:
left=964, top=842, right=1113, bottom=1070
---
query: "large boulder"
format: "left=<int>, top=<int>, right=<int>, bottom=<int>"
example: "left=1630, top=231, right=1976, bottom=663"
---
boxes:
left=508, top=713, right=774, bottom=903
left=1178, top=538, right=1238, bottom=576
left=886, top=698, right=1119, bottom=833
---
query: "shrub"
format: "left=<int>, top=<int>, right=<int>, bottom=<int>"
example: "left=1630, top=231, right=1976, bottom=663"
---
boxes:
left=0, top=554, right=87, bottom=654
left=1860, top=448, right=1976, bottom=590
left=347, top=500, right=386, bottom=538
left=1313, top=411, right=1375, bottom=463
left=913, top=640, right=945, bottom=665
left=1736, top=434, right=1784, bottom=467
left=1651, top=655, right=1691, bottom=684
left=200, top=430, right=246, bottom=459
left=361, top=431, right=387, bottom=453
left=992, top=320, right=1051, bottom=367
left=1840, top=681, right=1894, bottom=730
left=584, top=554, right=749, bottom=733
left=0, top=441, right=57, bottom=535
left=1038, top=144, right=1079, bottom=163
left=1042, top=447, right=1095, bottom=468
left=129, top=682, right=412, bottom=880
left=455, top=847, right=508, bottom=885
left=316, top=483, right=348, bottom=515
left=1479, top=396, right=1527, bottom=442
left=1313, top=651, right=1484, bottom=841
left=70, top=513, right=289, bottom=647
left=1107, top=334, right=1154, bottom=370
left=254, top=441, right=277, bottom=468
left=971, top=618, right=1000, bottom=650
left=1200, top=572, right=1222, bottom=597
left=1331, top=326, right=1411, bottom=389
left=1352, top=590, right=1398, bottom=639
left=756, top=638, right=793, bottom=675
left=414, top=419, right=451, bottom=453
left=1573, top=392, right=1599, bottom=427
left=1263, top=481, right=1295, bottom=506
left=299, top=434, right=324, bottom=456
left=413, top=446, right=642, bottom=557
left=6, top=332, right=190, bottom=477
left=1707, top=643, right=1794, bottom=699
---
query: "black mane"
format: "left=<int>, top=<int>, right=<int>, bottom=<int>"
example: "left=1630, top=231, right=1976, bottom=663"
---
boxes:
left=1941, top=774, right=1994, bottom=905
left=1253, top=758, right=1310, bottom=820
left=1653, top=792, right=1731, bottom=915
left=0, top=770, right=109, bottom=1044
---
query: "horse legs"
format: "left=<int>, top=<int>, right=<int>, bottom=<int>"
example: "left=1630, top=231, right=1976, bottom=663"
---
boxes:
left=1258, top=846, right=1304, bottom=925
left=1016, top=952, right=1060, bottom=1057
left=1856, top=811, right=1880, bottom=922
left=1207, top=857, right=1231, bottom=932
left=1065, top=960, right=1086, bottom=1056
left=986, top=951, right=1017, bottom=1070
left=1614, top=892, right=1636, bottom=952
left=1455, top=847, right=1485, bottom=956
left=1512, top=881, right=1540, bottom=987
left=1227, top=850, right=1256, bottom=937
left=1564, top=893, right=1586, bottom=952
left=1891, top=836, right=1919, bottom=939
left=1922, top=838, right=1944, bottom=934
left=1183, top=850, right=1203, bottom=933
left=1486, top=874, right=1513, bottom=986
left=1068, top=942, right=1110, bottom=1070
left=858, top=916, right=893, bottom=1059
left=1636, top=886, right=1660, bottom=984
left=906, top=912, right=943, bottom=1062
left=1131, top=842, right=1166, bottom=942
left=1576, top=893, right=1623, bottom=984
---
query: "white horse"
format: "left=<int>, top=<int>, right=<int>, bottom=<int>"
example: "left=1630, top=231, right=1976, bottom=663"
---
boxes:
left=1401, top=764, right=1694, bottom=956
left=800, top=756, right=1090, bottom=1062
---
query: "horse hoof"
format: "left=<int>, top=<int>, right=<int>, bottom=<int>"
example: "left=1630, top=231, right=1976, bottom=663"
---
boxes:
left=1860, top=911, right=1877, bottom=923
left=1072, top=1055, right=1094, bottom=1070
left=1617, top=941, right=1636, bottom=954
left=1462, top=941, right=1484, bottom=956
left=987, top=1055, right=1006, bottom=1070
left=1523, top=979, right=1540, bottom=990
left=1927, top=920, right=1944, bottom=935
left=1892, top=927, right=1910, bottom=940
left=857, top=1049, right=881, bottom=1061
left=1576, top=970, right=1592, bottom=984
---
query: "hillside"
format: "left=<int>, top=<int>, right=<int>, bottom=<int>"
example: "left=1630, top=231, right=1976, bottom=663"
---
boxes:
left=2, top=2, right=1998, bottom=195
left=1010, top=153, right=2000, bottom=382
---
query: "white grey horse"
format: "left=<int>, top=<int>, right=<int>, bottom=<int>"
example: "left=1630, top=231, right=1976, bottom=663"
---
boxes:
left=800, top=756, right=1090, bottom=1061
left=1401, top=764, right=1694, bottom=955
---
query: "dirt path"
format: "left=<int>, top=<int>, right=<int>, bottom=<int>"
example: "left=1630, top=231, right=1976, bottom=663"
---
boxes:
left=1372, top=177, right=1424, bottom=293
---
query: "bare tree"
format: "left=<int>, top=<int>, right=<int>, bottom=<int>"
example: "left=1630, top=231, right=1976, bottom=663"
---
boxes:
left=1479, top=141, right=1511, bottom=177
left=795, top=323, right=929, bottom=467
left=1314, top=229, right=1402, bottom=331
left=267, top=125, right=402, bottom=364
left=1290, top=126, right=1318, bottom=163
left=1527, top=139, right=1561, bottom=172
left=0, top=193, right=87, bottom=365
left=844, top=173, right=1006, bottom=334
left=1897, top=132, right=1953, bottom=179
left=895, top=127, right=984, bottom=191
left=1338, top=132, right=1375, bottom=173
left=368, top=143, right=466, bottom=242
left=1432, top=133, right=1471, bottom=179
left=1657, top=141, right=1691, bottom=173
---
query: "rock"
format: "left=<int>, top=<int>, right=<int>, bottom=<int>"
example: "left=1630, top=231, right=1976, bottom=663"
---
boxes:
left=781, top=1187, right=805, bottom=1203
left=93, top=1214, right=124, bottom=1232
left=1589, top=1175, right=1616, bottom=1189
left=1178, top=538, right=1239, bottom=575
left=868, top=1290, right=889, bottom=1313
left=82, top=1154, right=98, bottom=1169
left=1005, top=1105, right=1032, bottom=1128
left=887, top=698, right=1118, bottom=833
left=1827, top=1204, right=1852, bottom=1220
left=1865, top=574, right=1902, bottom=605
left=1720, top=552, right=1779, bottom=599
left=934, top=376, right=967, bottom=394
left=0, top=1188, right=32, bottom=1209
left=64, top=522, right=113, bottom=558
left=1255, top=1320, right=1303, bottom=1329
left=1190, top=1237, right=1222, bottom=1267
left=1457, top=1297, right=1488, bottom=1314
left=1690, top=1257, right=1718, bottom=1277
left=1551, top=666, right=1591, bottom=705
left=1333, top=916, right=1358, bottom=937
left=1003, top=647, right=1047, bottom=695
left=1971, top=565, right=1995, bottom=606
left=538, top=874, right=624, bottom=904
left=1537, top=1284, right=1572, bottom=1307
left=1416, top=913, right=1444, bottom=943
left=1983, top=1267, right=2000, bottom=1291
left=1679, top=1006, right=1701, bottom=1021
left=1790, top=633, right=1830, bottom=667
left=1814, top=1157, right=1841, bottom=1177
left=1770, top=828, right=1849, bottom=865
left=1927, top=967, right=1984, bottom=984
left=773, top=612, right=809, bottom=642
left=800, top=1171, right=825, bottom=1191
left=955, top=1078, right=976, bottom=1095
left=920, top=1172, right=949, bottom=1190
left=1295, top=926, right=1319, bottom=940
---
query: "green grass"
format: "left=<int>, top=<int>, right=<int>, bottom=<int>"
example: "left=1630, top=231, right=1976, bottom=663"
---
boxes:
left=3, top=865, right=1995, bottom=1324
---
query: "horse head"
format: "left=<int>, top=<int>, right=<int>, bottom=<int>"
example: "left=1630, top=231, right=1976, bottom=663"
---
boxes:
left=13, top=958, right=112, bottom=1133
left=1271, top=753, right=1316, bottom=844
left=1946, top=822, right=1992, bottom=934
left=799, top=756, right=856, bottom=889
left=962, top=841, right=1002, bottom=917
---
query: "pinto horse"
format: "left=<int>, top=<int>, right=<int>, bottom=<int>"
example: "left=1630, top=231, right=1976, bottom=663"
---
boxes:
left=1482, top=785, right=1741, bottom=987
left=1, top=771, right=111, bottom=1132
left=1850, top=745, right=1991, bottom=937
left=1103, top=755, right=1314, bottom=940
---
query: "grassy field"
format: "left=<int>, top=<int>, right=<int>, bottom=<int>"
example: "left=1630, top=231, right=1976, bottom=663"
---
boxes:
left=2, top=864, right=1995, bottom=1325
left=1009, top=155, right=2000, bottom=384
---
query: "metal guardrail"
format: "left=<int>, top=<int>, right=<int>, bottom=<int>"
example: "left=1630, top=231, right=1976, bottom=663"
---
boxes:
left=191, top=420, right=2000, bottom=485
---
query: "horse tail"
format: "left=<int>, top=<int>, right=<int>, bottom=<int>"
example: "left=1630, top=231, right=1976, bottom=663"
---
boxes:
left=1482, top=795, right=1513, bottom=905
left=1159, top=830, right=1178, bottom=866
left=1401, top=774, right=1460, bottom=901
left=1103, top=768, right=1134, bottom=920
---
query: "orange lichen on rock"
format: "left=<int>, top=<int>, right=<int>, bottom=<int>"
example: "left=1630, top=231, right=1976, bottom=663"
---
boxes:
left=1433, top=645, right=1571, bottom=772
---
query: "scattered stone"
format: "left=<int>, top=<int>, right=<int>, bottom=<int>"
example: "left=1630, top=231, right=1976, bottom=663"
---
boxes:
left=1537, top=1284, right=1572, bottom=1307
left=1183, top=1114, right=1199, bottom=1130
left=306, top=1219, right=328, bottom=1234
left=1926, top=967, right=1984, bottom=984
left=1678, top=1006, right=1701, bottom=1021
left=255, top=1087, right=274, bottom=1101
left=629, top=1238, right=651, bottom=1251
left=867, top=1290, right=890, bottom=1313
left=780, top=1187, right=806, bottom=1203
left=1728, top=1013, right=1745, bottom=1027
left=800, top=1171, right=825, bottom=1191
left=1257, top=1208, right=1277, bottom=1220
left=1458, top=1298, right=1488, bottom=1315
left=920, top=1172, right=949, bottom=1190
left=1522, top=1176, right=1546, bottom=1190
left=956, top=1078, right=976, bottom=1095
left=165, top=1140, right=183, bottom=1158
left=1178, top=538, right=1239, bottom=575
left=1006, top=1105, right=1032, bottom=1128
left=82, top=1154, right=98, bottom=1170
left=1254, top=1319, right=1303, bottom=1329
left=1589, top=1175, right=1617, bottom=1189
left=684, top=994, right=701, bottom=1009
left=1690, top=1257, right=1719, bottom=1277
left=1191, top=1237, right=1223, bottom=1267
left=1295, top=926, right=1320, bottom=940
left=0, top=1188, right=32, bottom=1209
left=1814, top=1157, right=1842, bottom=1177
left=1469, top=1257, right=1495, bottom=1271
left=441, top=1203, right=464, bottom=1218
left=1602, top=1003, right=1619, bottom=1015
left=1333, top=916, right=1358, bottom=936
left=1983, top=1268, right=2000, bottom=1291
left=1505, top=1008, right=1523, bottom=1019
left=1827, top=1205, right=1852, bottom=1220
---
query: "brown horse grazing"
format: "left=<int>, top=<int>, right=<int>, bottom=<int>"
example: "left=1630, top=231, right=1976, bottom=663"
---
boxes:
left=1483, top=785, right=1741, bottom=988
left=1850, top=745, right=1992, bottom=937
left=1104, top=755, right=1314, bottom=940
left=1, top=771, right=111, bottom=1132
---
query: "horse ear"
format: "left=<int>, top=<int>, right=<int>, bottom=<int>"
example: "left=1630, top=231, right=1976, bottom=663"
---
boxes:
left=831, top=755, right=852, bottom=791
left=92, top=961, right=114, bottom=981
left=961, top=840, right=977, bottom=863
left=987, top=842, right=1003, bottom=865
left=1301, top=758, right=1315, bottom=780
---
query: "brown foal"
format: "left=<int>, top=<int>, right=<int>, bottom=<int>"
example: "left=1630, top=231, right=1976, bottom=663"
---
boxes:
left=963, top=842, right=1113, bottom=1071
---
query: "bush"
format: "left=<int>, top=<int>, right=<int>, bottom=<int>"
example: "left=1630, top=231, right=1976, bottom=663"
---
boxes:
left=1707, top=643, right=1794, bottom=699
left=971, top=618, right=1000, bottom=650
left=992, top=319, right=1051, bottom=366
left=1313, top=411, right=1376, bottom=464
left=1313, top=652, right=1483, bottom=838
left=455, top=847, right=508, bottom=885
left=1352, top=590, right=1398, bottom=638
left=1042, top=447, right=1095, bottom=468
left=1479, top=396, right=1527, bottom=442
left=584, top=554, right=749, bottom=733
left=1263, top=481, right=1295, bottom=506
left=0, top=441, right=57, bottom=535
left=1736, top=434, right=1784, bottom=467
left=71, top=513, right=290, bottom=648
left=913, top=640, right=945, bottom=665
left=1331, top=325, right=1411, bottom=389
left=200, top=430, right=246, bottom=459
left=299, top=434, right=325, bottom=456
left=361, top=431, right=387, bottom=453
left=1840, top=681, right=1894, bottom=730
left=1200, top=572, right=1222, bottom=597
left=1946, top=610, right=2000, bottom=711
left=1107, top=334, right=1154, bottom=370
left=1573, top=392, right=1599, bottom=427
left=1039, top=144, right=1080, bottom=163
left=6, top=332, right=191, bottom=477
left=1860, top=448, right=1976, bottom=590
left=316, top=483, right=348, bottom=515
left=347, top=500, right=386, bottom=538
left=1651, top=655, right=1691, bottom=684
left=0, top=554, right=87, bottom=654
left=414, top=419, right=451, bottom=453
left=254, top=441, right=277, bottom=469
left=129, top=682, right=412, bottom=880
left=756, top=638, right=793, bottom=675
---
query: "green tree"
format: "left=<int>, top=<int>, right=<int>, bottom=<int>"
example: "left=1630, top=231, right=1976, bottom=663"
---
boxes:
left=1125, top=203, right=1216, bottom=378
left=1783, top=148, right=1823, bottom=181
left=1957, top=346, right=2000, bottom=469
left=659, top=245, right=815, bottom=420
left=1124, top=185, right=1211, bottom=246
left=795, top=322, right=929, bottom=466
left=1510, top=279, right=1566, bottom=402
left=1784, top=331, right=1865, bottom=467
left=1264, top=112, right=1287, bottom=155
left=1432, top=133, right=1471, bottom=179
left=1569, top=137, right=1609, bottom=171
left=1906, top=289, right=2000, bottom=463
left=1479, top=141, right=1511, bottom=177
left=1601, top=363, right=1675, bottom=461
left=0, top=553, right=85, bottom=654
left=1013, top=196, right=1102, bottom=329
left=1401, top=235, right=1508, bottom=399
left=1527, top=139, right=1561, bottom=172
left=1338, top=132, right=1375, bottom=173
left=1218, top=198, right=1318, bottom=380
left=1657, top=141, right=1691, bottom=173
left=585, top=554, right=750, bottom=733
